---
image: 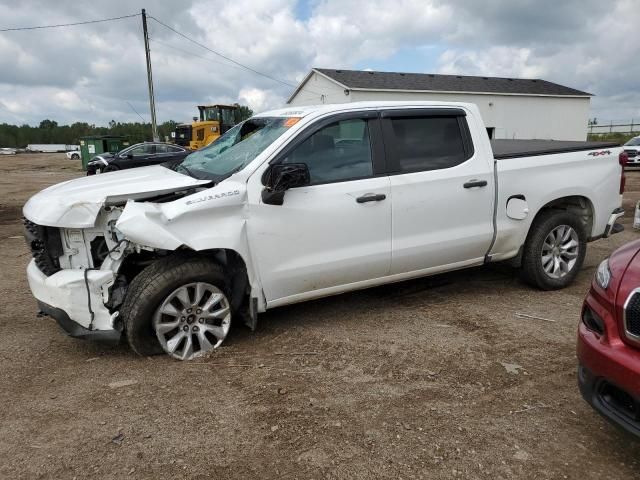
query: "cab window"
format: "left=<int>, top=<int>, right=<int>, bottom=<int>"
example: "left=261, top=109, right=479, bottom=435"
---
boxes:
left=385, top=116, right=469, bottom=173
left=283, top=118, right=373, bottom=185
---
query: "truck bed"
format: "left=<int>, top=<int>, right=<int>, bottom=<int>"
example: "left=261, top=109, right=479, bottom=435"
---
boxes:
left=491, top=139, right=620, bottom=160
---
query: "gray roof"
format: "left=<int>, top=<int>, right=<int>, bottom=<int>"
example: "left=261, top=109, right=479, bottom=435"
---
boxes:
left=313, top=68, right=592, bottom=97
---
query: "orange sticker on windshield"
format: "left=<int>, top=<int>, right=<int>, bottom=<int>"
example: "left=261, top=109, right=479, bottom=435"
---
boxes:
left=284, top=117, right=301, bottom=127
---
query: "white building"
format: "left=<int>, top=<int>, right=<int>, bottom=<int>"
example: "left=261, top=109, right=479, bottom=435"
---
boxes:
left=287, top=68, right=591, bottom=141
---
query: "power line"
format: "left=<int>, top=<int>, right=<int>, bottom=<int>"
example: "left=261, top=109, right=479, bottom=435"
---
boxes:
left=149, top=37, right=245, bottom=71
left=126, top=101, right=148, bottom=123
left=1, top=10, right=321, bottom=105
left=0, top=13, right=140, bottom=32
left=150, top=37, right=324, bottom=106
left=148, top=15, right=300, bottom=90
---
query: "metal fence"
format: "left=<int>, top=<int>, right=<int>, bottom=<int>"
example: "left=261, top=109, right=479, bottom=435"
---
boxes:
left=588, top=121, right=639, bottom=135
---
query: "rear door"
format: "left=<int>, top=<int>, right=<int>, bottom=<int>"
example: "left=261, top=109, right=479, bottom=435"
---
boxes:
left=381, top=108, right=494, bottom=275
left=152, top=144, right=179, bottom=163
left=127, top=144, right=157, bottom=167
left=248, top=112, right=392, bottom=304
left=166, top=145, right=189, bottom=161
left=155, top=145, right=190, bottom=167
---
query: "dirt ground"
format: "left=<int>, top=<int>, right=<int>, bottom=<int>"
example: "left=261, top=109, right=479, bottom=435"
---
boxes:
left=1, top=153, right=639, bottom=479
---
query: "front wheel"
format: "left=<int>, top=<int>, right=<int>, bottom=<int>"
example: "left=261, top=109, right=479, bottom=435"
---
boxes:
left=102, top=164, right=119, bottom=173
left=521, top=210, right=586, bottom=290
left=121, top=256, right=232, bottom=360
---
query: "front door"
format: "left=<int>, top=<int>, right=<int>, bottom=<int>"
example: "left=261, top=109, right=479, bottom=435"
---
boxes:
left=380, top=108, right=495, bottom=275
left=248, top=114, right=392, bottom=304
left=126, top=144, right=157, bottom=167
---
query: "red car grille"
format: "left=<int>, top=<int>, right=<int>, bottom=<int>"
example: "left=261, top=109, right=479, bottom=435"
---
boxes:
left=624, top=290, right=640, bottom=340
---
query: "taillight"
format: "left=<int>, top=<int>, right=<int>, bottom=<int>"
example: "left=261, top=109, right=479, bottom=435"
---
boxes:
left=620, top=151, right=629, bottom=166
left=620, top=151, right=628, bottom=194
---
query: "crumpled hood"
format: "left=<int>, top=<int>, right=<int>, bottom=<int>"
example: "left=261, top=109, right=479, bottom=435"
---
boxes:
left=23, top=165, right=210, bottom=228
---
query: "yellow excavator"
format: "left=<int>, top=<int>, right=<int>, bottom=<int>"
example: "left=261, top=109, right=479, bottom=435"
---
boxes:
left=174, top=104, right=240, bottom=150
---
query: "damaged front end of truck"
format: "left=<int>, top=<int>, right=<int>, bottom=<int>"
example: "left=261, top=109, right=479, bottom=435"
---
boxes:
left=22, top=165, right=256, bottom=347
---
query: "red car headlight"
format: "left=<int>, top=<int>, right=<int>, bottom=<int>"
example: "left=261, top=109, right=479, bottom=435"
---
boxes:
left=596, top=258, right=612, bottom=290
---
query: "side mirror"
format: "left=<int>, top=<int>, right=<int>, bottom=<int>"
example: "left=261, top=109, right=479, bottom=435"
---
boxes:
left=126, top=153, right=133, bottom=159
left=262, top=163, right=310, bottom=205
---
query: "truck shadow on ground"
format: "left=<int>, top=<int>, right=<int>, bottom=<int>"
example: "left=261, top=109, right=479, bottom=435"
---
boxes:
left=228, top=262, right=523, bottom=346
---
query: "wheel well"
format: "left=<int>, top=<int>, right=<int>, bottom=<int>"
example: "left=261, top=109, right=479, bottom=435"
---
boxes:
left=534, top=196, right=594, bottom=238
left=507, top=195, right=594, bottom=268
left=184, top=248, right=251, bottom=320
left=116, top=247, right=250, bottom=312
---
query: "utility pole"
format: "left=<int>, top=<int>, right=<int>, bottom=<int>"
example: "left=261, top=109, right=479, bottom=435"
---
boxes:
left=141, top=9, right=159, bottom=141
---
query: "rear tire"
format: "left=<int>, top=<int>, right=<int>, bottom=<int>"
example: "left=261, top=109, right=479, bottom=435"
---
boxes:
left=521, top=210, right=586, bottom=290
left=121, top=255, right=232, bottom=359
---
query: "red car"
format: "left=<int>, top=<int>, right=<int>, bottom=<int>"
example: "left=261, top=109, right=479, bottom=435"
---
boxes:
left=578, top=239, right=640, bottom=436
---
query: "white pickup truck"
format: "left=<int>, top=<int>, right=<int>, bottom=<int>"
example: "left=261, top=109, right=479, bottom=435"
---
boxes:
left=23, top=101, right=626, bottom=360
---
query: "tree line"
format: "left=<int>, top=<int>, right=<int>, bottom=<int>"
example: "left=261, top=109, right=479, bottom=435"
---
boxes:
left=0, top=105, right=254, bottom=148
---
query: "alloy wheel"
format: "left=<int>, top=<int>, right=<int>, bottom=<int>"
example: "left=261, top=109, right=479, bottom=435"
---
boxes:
left=541, top=225, right=579, bottom=279
left=153, top=282, right=231, bottom=360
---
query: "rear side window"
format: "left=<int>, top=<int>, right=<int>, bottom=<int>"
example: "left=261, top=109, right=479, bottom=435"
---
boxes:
left=282, top=118, right=373, bottom=185
left=129, top=144, right=155, bottom=156
left=385, top=116, right=470, bottom=173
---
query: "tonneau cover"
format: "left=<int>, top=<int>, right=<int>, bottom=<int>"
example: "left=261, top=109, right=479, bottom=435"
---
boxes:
left=492, top=139, right=620, bottom=160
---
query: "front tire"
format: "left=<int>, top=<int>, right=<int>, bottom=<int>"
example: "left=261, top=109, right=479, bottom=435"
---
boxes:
left=102, top=164, right=119, bottom=173
left=521, top=210, right=586, bottom=290
left=121, top=256, right=232, bottom=360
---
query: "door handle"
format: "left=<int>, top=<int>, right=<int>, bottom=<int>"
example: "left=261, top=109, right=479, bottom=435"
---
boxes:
left=356, top=193, right=386, bottom=203
left=463, top=179, right=488, bottom=189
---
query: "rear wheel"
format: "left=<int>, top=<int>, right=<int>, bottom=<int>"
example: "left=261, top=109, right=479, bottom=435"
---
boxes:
left=122, top=256, right=232, bottom=360
left=71, top=153, right=79, bottom=160
left=521, top=210, right=586, bottom=290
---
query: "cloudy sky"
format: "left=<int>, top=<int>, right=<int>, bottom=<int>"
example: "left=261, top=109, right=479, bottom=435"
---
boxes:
left=0, top=0, right=638, bottom=127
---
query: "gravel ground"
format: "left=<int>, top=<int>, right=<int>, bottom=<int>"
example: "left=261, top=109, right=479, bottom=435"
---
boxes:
left=1, top=153, right=639, bottom=479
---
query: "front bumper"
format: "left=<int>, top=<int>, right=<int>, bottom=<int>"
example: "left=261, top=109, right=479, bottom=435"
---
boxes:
left=38, top=300, right=121, bottom=344
left=86, top=163, right=100, bottom=176
left=27, top=259, right=121, bottom=341
left=578, top=363, right=640, bottom=438
left=577, top=291, right=640, bottom=437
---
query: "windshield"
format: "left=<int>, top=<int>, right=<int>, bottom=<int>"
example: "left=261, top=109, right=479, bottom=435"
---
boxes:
left=625, top=137, right=640, bottom=146
left=202, top=107, right=220, bottom=121
left=177, top=117, right=294, bottom=180
left=220, top=108, right=236, bottom=125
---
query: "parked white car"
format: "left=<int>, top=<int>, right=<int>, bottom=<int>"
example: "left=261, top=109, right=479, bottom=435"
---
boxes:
left=66, top=150, right=80, bottom=160
left=624, top=136, right=640, bottom=165
left=23, top=101, right=625, bottom=360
